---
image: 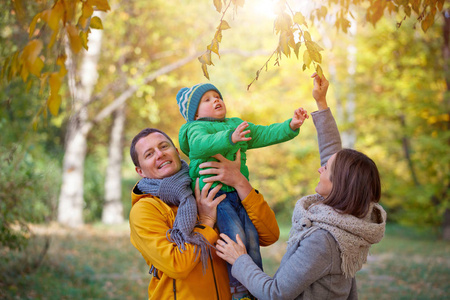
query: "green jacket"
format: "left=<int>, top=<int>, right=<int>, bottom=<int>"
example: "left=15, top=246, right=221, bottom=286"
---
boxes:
left=178, top=117, right=300, bottom=191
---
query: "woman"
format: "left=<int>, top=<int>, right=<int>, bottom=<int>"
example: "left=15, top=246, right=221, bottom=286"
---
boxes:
left=216, top=73, right=387, bottom=300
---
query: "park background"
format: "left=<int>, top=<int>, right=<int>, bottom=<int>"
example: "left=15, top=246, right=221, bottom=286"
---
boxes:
left=1, top=0, right=449, bottom=298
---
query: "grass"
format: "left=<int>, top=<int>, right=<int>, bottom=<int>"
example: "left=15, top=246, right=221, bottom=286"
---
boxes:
left=0, top=223, right=449, bottom=299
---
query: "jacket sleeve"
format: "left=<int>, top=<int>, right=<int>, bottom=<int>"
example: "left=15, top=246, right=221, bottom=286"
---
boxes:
left=246, top=119, right=299, bottom=150
left=311, top=108, right=342, bottom=166
left=231, top=229, right=336, bottom=300
left=241, top=189, right=280, bottom=246
left=129, top=198, right=219, bottom=279
left=185, top=122, right=241, bottom=159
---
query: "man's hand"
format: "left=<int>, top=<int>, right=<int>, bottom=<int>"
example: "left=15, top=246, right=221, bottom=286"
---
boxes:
left=231, top=121, right=252, bottom=144
left=290, top=107, right=309, bottom=130
left=195, top=179, right=226, bottom=228
left=199, top=149, right=253, bottom=200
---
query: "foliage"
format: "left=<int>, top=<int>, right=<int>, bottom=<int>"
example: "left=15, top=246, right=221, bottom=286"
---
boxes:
left=202, top=0, right=447, bottom=86
left=350, top=14, right=449, bottom=227
left=0, top=147, right=58, bottom=251
left=0, top=0, right=110, bottom=121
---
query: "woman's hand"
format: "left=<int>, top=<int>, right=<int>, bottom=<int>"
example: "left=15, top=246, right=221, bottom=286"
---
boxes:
left=199, top=149, right=252, bottom=200
left=216, top=233, right=247, bottom=265
left=311, top=72, right=329, bottom=110
left=195, top=179, right=226, bottom=228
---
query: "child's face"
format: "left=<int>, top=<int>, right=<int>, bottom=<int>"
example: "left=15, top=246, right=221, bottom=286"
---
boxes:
left=195, top=90, right=226, bottom=120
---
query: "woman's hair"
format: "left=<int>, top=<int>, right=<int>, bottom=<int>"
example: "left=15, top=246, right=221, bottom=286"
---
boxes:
left=322, top=149, right=381, bottom=218
left=130, top=128, right=175, bottom=167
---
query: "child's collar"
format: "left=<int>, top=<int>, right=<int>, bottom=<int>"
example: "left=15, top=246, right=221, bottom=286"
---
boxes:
left=195, top=117, right=226, bottom=122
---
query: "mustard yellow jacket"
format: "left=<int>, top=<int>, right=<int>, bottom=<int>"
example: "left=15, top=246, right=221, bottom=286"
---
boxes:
left=129, top=185, right=280, bottom=300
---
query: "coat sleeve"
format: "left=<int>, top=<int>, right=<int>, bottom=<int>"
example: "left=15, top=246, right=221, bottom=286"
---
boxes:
left=241, top=189, right=280, bottom=246
left=311, top=108, right=342, bottom=166
left=185, top=122, right=241, bottom=159
left=129, top=198, right=219, bottom=279
left=246, top=119, right=299, bottom=150
left=231, top=230, right=336, bottom=300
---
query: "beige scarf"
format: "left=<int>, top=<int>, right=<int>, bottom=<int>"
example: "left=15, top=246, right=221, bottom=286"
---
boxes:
left=287, top=194, right=387, bottom=278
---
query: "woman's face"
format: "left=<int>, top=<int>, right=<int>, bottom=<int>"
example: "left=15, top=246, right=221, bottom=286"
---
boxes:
left=315, top=153, right=336, bottom=198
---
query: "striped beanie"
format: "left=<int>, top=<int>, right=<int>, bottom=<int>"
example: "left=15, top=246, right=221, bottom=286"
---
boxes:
left=176, top=83, right=222, bottom=122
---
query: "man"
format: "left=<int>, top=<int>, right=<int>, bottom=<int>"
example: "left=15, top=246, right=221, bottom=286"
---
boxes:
left=129, top=128, right=280, bottom=299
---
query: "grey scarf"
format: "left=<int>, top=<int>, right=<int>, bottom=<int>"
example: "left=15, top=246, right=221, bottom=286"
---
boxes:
left=137, top=160, right=211, bottom=272
left=288, top=194, right=387, bottom=278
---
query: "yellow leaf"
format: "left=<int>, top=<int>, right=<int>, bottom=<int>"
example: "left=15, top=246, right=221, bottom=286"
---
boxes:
left=90, top=16, right=103, bottom=29
left=80, top=30, right=89, bottom=50
left=20, top=63, right=29, bottom=82
left=279, top=31, right=290, bottom=57
left=303, top=50, right=311, bottom=68
left=421, top=13, right=434, bottom=33
left=293, top=12, right=306, bottom=25
left=29, top=57, right=44, bottom=76
left=23, top=40, right=43, bottom=68
left=216, top=30, right=223, bottom=42
left=198, top=51, right=213, bottom=65
left=214, top=0, right=222, bottom=12
left=87, top=0, right=111, bottom=12
left=306, top=41, right=324, bottom=52
left=48, top=73, right=62, bottom=116
left=303, top=31, right=311, bottom=42
left=437, top=0, right=444, bottom=11
left=207, top=39, right=220, bottom=56
left=49, top=1, right=64, bottom=31
left=404, top=5, right=411, bottom=17
left=48, top=29, right=58, bottom=49
left=201, top=63, right=210, bottom=80
left=29, top=13, right=41, bottom=38
left=309, top=50, right=322, bottom=63
left=218, top=20, right=231, bottom=30
left=315, top=65, right=323, bottom=78
left=82, top=3, right=94, bottom=18
left=67, top=25, right=83, bottom=53
left=78, top=15, right=89, bottom=30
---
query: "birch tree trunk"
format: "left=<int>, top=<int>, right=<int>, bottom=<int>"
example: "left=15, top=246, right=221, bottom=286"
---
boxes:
left=57, top=14, right=104, bottom=227
left=441, top=9, right=450, bottom=241
left=102, top=104, right=126, bottom=224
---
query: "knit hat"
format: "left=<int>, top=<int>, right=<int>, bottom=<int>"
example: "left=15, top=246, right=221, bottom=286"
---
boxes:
left=176, top=83, right=223, bottom=122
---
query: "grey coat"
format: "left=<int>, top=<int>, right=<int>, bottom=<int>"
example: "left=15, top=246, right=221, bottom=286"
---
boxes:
left=231, top=108, right=358, bottom=300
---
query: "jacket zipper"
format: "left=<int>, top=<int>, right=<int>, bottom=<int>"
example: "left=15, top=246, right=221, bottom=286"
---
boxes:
left=209, top=252, right=220, bottom=300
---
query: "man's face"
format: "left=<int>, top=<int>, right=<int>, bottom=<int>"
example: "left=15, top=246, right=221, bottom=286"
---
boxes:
left=135, top=132, right=182, bottom=179
left=195, top=90, right=226, bottom=120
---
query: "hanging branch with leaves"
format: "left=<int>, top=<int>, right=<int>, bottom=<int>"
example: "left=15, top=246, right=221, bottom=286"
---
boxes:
left=201, top=0, right=447, bottom=87
left=1, top=0, right=110, bottom=120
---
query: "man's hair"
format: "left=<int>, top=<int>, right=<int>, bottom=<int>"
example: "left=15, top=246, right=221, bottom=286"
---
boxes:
left=321, top=148, right=381, bottom=218
left=130, top=128, right=175, bottom=167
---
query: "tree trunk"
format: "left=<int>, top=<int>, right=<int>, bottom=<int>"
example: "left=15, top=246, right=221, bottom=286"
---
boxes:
left=102, top=104, right=126, bottom=224
left=441, top=9, right=450, bottom=241
left=330, top=15, right=357, bottom=149
left=57, top=13, right=104, bottom=227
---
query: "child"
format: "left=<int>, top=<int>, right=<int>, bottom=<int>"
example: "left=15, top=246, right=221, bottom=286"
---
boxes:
left=176, top=83, right=308, bottom=299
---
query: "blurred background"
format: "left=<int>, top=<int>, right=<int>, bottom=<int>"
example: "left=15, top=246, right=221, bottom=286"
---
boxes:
left=1, top=0, right=449, bottom=298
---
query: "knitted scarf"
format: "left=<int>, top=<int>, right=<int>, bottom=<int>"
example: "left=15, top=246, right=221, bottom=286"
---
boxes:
left=287, top=194, right=387, bottom=278
left=137, top=160, right=211, bottom=272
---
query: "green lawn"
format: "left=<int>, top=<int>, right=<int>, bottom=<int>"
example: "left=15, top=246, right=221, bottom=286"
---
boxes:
left=1, top=223, right=449, bottom=299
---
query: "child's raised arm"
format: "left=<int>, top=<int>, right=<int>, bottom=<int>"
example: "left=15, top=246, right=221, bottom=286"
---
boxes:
left=289, top=108, right=309, bottom=131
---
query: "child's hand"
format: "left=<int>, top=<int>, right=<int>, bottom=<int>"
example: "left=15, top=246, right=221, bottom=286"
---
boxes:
left=232, top=121, right=252, bottom=144
left=290, top=108, right=309, bottom=130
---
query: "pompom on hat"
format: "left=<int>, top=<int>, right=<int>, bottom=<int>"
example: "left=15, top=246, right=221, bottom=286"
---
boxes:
left=176, top=83, right=222, bottom=122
